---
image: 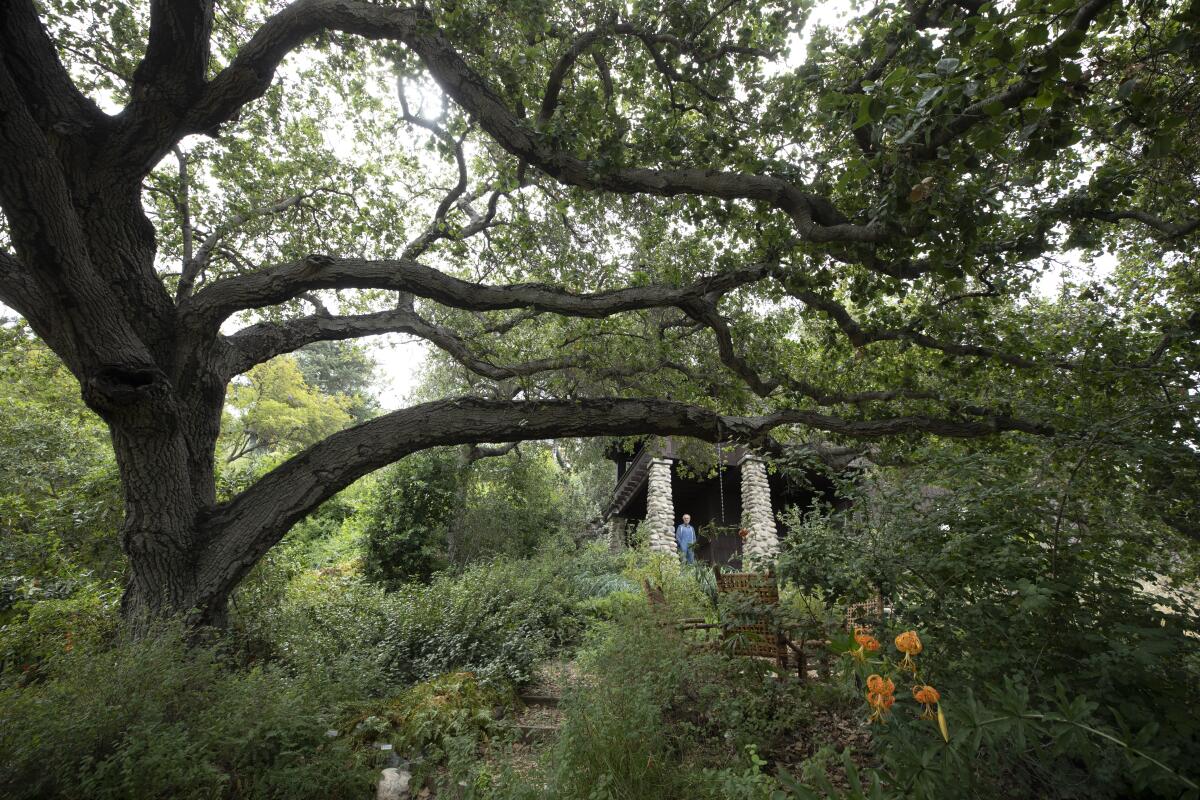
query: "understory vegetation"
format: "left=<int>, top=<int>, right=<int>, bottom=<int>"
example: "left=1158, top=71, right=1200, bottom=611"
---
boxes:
left=5, top=534, right=1197, bottom=800
left=0, top=328, right=1190, bottom=796
left=3, top=319, right=1199, bottom=800
left=4, top=0, right=1200, bottom=795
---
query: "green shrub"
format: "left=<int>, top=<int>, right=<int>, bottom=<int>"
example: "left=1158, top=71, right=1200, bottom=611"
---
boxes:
left=386, top=671, right=512, bottom=755
left=0, top=580, right=119, bottom=679
left=0, top=623, right=374, bottom=800
left=538, top=605, right=815, bottom=800
left=238, top=545, right=622, bottom=692
left=379, top=556, right=586, bottom=686
left=362, top=450, right=462, bottom=587
left=235, top=569, right=395, bottom=696
left=326, top=670, right=517, bottom=794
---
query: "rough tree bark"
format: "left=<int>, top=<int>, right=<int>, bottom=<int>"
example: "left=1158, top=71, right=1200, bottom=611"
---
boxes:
left=0, top=0, right=1157, bottom=627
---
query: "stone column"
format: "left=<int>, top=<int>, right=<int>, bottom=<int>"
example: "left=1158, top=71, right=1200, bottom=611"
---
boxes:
left=645, top=458, right=676, bottom=553
left=739, top=454, right=779, bottom=564
left=608, top=517, right=627, bottom=552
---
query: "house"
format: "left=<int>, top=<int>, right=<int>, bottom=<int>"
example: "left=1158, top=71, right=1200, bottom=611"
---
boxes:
left=603, top=437, right=846, bottom=567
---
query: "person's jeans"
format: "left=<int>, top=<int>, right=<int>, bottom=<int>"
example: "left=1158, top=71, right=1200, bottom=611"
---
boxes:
left=681, top=543, right=695, bottom=564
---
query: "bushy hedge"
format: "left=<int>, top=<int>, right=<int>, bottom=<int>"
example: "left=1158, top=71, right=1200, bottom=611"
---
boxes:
left=237, top=541, right=630, bottom=691
left=0, top=624, right=375, bottom=800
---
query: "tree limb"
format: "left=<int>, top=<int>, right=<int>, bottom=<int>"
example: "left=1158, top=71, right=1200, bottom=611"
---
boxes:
left=537, top=23, right=611, bottom=129
left=101, top=1, right=215, bottom=176
left=173, top=146, right=197, bottom=301
left=0, top=58, right=155, bottom=379
left=1088, top=209, right=1200, bottom=240
left=221, top=304, right=584, bottom=380
left=0, top=0, right=109, bottom=137
left=196, top=394, right=1054, bottom=602
left=182, top=254, right=777, bottom=330
left=130, top=0, right=214, bottom=109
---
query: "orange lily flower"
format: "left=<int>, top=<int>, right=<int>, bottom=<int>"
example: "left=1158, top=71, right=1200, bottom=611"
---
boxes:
left=894, top=630, right=922, bottom=672
left=912, top=684, right=941, bottom=720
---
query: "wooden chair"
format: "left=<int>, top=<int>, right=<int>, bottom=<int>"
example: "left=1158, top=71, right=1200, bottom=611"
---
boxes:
left=845, top=593, right=885, bottom=632
left=641, top=570, right=827, bottom=682
left=713, top=569, right=790, bottom=669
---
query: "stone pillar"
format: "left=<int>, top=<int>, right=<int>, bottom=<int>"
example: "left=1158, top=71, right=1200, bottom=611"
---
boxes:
left=739, top=454, right=778, bottom=564
left=608, top=517, right=627, bottom=552
left=645, top=458, right=676, bottom=553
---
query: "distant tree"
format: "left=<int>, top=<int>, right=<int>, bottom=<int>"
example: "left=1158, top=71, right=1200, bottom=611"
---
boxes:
left=0, top=0, right=1195, bottom=626
left=362, top=449, right=462, bottom=587
left=222, top=356, right=354, bottom=469
left=449, top=445, right=586, bottom=565
left=294, top=341, right=380, bottom=423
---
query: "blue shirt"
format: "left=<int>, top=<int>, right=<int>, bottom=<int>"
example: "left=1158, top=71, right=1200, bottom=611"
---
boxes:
left=675, top=523, right=696, bottom=552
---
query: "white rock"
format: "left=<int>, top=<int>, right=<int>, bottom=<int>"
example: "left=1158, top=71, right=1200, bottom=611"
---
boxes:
left=377, top=768, right=411, bottom=800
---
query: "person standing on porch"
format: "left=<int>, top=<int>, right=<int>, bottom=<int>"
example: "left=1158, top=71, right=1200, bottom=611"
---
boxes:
left=675, top=514, right=697, bottom=564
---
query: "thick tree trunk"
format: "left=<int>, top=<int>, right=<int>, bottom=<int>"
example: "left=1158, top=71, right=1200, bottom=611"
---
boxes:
left=120, top=540, right=226, bottom=629
left=113, top=434, right=236, bottom=630
left=105, top=383, right=214, bottom=627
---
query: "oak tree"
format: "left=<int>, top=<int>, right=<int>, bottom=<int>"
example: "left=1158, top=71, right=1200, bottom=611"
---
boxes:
left=0, top=0, right=1195, bottom=625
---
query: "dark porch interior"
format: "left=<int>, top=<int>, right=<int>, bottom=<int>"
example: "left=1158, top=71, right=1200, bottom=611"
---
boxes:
left=613, top=460, right=837, bottom=567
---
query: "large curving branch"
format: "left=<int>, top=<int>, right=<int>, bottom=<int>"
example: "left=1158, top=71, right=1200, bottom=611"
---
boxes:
left=0, top=0, right=109, bottom=136
left=181, top=1, right=882, bottom=246
left=205, top=253, right=1057, bottom=416
left=195, top=394, right=1054, bottom=602
left=789, top=288, right=1076, bottom=370
left=181, top=254, right=777, bottom=329
left=221, top=302, right=584, bottom=381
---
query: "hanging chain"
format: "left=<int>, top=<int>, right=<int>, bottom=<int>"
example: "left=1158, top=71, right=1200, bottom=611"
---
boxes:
left=716, top=425, right=727, bottom=527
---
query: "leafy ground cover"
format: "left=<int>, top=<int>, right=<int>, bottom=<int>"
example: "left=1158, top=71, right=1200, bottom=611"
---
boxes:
left=3, top=522, right=1198, bottom=799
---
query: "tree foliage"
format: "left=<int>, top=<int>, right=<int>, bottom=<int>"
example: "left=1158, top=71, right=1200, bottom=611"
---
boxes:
left=294, top=341, right=381, bottom=423
left=362, top=449, right=463, bottom=586
left=0, top=322, right=122, bottom=586
left=0, top=0, right=1196, bottom=621
left=223, top=356, right=354, bottom=469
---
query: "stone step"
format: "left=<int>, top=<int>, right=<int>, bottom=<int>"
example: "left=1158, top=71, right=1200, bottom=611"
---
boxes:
left=518, top=693, right=560, bottom=708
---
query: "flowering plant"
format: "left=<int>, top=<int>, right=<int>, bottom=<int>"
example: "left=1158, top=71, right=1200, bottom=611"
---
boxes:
left=839, top=625, right=948, bottom=741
